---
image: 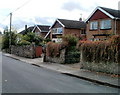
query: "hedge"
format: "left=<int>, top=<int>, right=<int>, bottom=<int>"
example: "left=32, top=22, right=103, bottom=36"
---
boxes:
left=46, top=42, right=67, bottom=57
left=65, top=51, right=80, bottom=63
left=80, top=35, right=120, bottom=64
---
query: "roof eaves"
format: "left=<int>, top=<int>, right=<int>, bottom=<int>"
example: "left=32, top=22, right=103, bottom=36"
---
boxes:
left=44, top=30, right=51, bottom=39
left=98, top=7, right=115, bottom=19
left=31, top=25, right=37, bottom=33
left=49, top=19, right=57, bottom=29
left=85, top=6, right=115, bottom=22
left=57, top=19, right=65, bottom=27
left=85, top=6, right=99, bottom=22
left=36, top=25, right=42, bottom=32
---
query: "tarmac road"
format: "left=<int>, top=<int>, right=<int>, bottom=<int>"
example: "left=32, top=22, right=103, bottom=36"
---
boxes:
left=2, top=54, right=119, bottom=94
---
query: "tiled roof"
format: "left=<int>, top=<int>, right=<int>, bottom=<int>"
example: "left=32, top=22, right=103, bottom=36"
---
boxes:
left=19, top=26, right=34, bottom=35
left=37, top=25, right=50, bottom=32
left=58, top=19, right=86, bottom=29
left=100, top=7, right=120, bottom=18
left=85, top=6, right=120, bottom=22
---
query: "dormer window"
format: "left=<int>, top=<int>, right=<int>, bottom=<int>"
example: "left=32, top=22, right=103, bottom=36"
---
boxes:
left=90, top=21, right=98, bottom=30
left=100, top=20, right=111, bottom=29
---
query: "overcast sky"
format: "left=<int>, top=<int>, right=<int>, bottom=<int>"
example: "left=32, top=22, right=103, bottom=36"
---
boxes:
left=0, top=0, right=120, bottom=32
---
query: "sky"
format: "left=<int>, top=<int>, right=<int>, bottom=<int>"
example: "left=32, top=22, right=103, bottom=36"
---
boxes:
left=0, top=0, right=120, bottom=32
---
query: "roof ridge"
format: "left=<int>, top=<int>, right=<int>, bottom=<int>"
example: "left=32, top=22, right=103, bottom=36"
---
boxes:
left=37, top=25, right=50, bottom=27
left=100, top=6, right=119, bottom=11
left=58, top=18, right=80, bottom=22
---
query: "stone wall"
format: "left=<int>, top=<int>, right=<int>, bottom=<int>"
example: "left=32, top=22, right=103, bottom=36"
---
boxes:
left=80, top=51, right=120, bottom=74
left=44, top=49, right=80, bottom=64
left=45, top=49, right=66, bottom=63
left=11, top=44, right=35, bottom=58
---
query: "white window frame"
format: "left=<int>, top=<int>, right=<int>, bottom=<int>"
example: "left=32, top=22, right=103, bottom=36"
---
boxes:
left=100, top=20, right=111, bottom=29
left=90, top=21, right=98, bottom=30
left=52, top=28, right=62, bottom=34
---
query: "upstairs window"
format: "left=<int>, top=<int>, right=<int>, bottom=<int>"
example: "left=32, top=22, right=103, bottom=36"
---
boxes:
left=90, top=21, right=98, bottom=30
left=100, top=20, right=111, bottom=29
left=52, top=28, right=62, bottom=34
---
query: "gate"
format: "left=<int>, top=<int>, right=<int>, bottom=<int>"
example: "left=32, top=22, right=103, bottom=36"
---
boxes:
left=35, top=46, right=42, bottom=57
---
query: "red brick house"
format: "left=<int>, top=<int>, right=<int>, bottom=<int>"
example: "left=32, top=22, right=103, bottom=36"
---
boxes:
left=20, top=25, right=50, bottom=39
left=32, top=25, right=50, bottom=39
left=46, top=19, right=86, bottom=42
left=85, top=6, right=120, bottom=41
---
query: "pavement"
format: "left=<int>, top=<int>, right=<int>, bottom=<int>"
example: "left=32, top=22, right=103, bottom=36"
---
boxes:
left=2, top=52, right=120, bottom=89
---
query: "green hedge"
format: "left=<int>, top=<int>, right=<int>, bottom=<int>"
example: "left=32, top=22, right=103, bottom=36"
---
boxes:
left=65, top=50, right=80, bottom=64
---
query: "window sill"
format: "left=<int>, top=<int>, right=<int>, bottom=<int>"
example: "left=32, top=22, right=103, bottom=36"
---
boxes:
left=52, top=33, right=62, bottom=35
left=100, top=28, right=111, bottom=30
left=89, top=29, right=98, bottom=31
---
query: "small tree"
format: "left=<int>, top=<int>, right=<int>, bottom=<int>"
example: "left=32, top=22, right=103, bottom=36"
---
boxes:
left=62, top=34, right=78, bottom=46
left=2, top=32, right=17, bottom=49
left=62, top=34, right=78, bottom=51
left=17, top=32, right=43, bottom=46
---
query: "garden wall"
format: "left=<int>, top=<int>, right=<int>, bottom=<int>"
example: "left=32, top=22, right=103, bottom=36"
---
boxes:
left=44, top=41, right=80, bottom=64
left=11, top=44, right=35, bottom=58
left=45, top=49, right=66, bottom=63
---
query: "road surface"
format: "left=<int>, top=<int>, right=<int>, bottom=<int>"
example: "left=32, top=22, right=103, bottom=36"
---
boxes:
left=2, top=53, right=119, bottom=94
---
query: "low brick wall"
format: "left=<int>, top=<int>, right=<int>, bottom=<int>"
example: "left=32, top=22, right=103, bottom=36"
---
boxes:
left=11, top=44, right=35, bottom=58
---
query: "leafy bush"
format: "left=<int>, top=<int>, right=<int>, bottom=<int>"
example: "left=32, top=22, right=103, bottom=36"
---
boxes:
left=46, top=42, right=67, bottom=57
left=2, top=32, right=17, bottom=49
left=17, top=32, right=43, bottom=46
left=65, top=50, right=80, bottom=64
left=62, top=34, right=78, bottom=46
left=17, top=40, right=31, bottom=46
left=44, top=38, right=51, bottom=43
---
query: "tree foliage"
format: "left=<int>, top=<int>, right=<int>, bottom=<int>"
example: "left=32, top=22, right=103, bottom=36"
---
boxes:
left=2, top=32, right=17, bottom=49
left=17, top=32, right=43, bottom=46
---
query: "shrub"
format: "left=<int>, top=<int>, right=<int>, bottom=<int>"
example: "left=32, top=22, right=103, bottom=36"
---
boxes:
left=80, top=35, right=120, bottom=64
left=65, top=50, right=80, bottom=64
left=62, top=34, right=78, bottom=46
left=18, top=32, right=43, bottom=46
left=17, top=40, right=31, bottom=46
left=46, top=42, right=67, bottom=57
left=2, top=32, right=17, bottom=49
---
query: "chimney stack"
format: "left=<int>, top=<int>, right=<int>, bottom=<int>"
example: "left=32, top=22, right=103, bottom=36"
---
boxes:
left=79, top=14, right=82, bottom=22
left=25, top=25, right=27, bottom=31
left=79, top=18, right=82, bottom=22
left=118, top=1, right=120, bottom=10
